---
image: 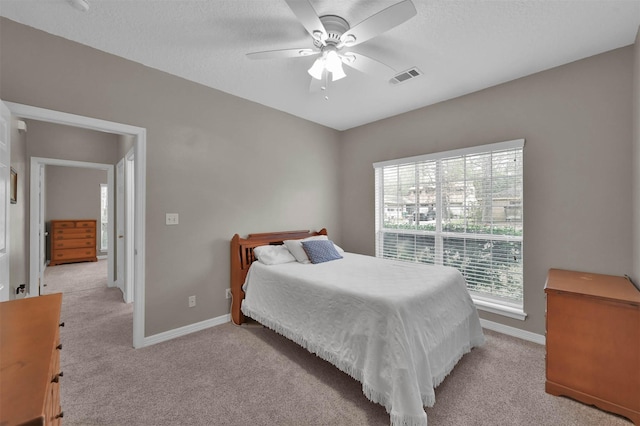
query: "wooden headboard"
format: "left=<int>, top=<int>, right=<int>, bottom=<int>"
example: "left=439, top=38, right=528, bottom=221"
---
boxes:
left=230, top=228, right=327, bottom=325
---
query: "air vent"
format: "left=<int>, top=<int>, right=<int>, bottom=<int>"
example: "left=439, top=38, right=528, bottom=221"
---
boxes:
left=390, top=67, right=422, bottom=85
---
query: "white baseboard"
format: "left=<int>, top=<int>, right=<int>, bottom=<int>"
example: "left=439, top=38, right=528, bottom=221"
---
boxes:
left=142, top=314, right=231, bottom=347
left=480, top=318, right=545, bottom=345
left=138, top=314, right=544, bottom=349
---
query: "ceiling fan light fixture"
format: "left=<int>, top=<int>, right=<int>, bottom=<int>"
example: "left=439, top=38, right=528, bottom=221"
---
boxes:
left=312, top=30, right=327, bottom=45
left=308, top=57, right=325, bottom=80
left=342, top=34, right=357, bottom=47
left=325, top=50, right=346, bottom=81
left=330, top=64, right=346, bottom=81
left=325, top=50, right=340, bottom=70
left=341, top=53, right=356, bottom=64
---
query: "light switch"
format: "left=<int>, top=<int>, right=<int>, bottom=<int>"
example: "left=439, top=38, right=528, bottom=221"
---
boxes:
left=166, top=213, right=179, bottom=225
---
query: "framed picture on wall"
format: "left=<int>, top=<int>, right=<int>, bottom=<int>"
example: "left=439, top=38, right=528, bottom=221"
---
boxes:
left=10, top=167, right=17, bottom=204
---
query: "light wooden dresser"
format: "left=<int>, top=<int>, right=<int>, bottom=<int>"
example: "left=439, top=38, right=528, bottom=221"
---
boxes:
left=0, top=293, right=64, bottom=425
left=545, top=268, right=640, bottom=425
left=50, top=219, right=97, bottom=266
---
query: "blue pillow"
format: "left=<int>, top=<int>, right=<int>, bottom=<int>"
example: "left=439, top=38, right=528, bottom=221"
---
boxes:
left=301, top=240, right=343, bottom=264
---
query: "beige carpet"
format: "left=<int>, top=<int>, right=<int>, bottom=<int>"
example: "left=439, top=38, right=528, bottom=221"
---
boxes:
left=50, top=262, right=631, bottom=425
left=43, top=259, right=108, bottom=294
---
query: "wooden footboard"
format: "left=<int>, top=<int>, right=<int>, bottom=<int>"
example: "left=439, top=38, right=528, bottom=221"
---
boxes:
left=230, top=228, right=327, bottom=325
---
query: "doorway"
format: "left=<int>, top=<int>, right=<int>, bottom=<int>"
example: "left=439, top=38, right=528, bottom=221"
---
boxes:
left=7, top=102, right=147, bottom=349
left=31, top=157, right=115, bottom=296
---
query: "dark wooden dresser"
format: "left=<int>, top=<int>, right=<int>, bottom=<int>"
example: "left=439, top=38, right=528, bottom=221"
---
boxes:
left=0, top=293, right=64, bottom=425
left=50, top=219, right=97, bottom=266
left=545, top=268, right=640, bottom=424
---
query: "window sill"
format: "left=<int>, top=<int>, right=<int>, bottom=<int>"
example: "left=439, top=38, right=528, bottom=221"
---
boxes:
left=472, top=296, right=527, bottom=321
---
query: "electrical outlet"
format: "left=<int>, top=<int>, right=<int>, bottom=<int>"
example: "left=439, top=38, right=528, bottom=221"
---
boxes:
left=225, top=288, right=232, bottom=299
left=188, top=295, right=196, bottom=308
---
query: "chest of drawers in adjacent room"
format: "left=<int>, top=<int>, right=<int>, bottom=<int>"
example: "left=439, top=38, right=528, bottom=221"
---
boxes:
left=50, top=219, right=98, bottom=266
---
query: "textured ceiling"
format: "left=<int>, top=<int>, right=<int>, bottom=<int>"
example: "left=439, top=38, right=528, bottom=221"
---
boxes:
left=1, top=0, right=639, bottom=130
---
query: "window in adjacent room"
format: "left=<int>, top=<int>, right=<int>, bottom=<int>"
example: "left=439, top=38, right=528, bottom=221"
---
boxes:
left=373, top=139, right=525, bottom=319
left=100, top=184, right=108, bottom=251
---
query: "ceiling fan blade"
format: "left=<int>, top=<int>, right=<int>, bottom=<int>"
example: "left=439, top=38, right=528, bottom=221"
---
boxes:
left=340, top=0, right=417, bottom=47
left=342, top=52, right=396, bottom=79
left=284, top=0, right=327, bottom=41
left=246, top=48, right=318, bottom=60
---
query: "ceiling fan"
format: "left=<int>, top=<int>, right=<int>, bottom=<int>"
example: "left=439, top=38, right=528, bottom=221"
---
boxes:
left=247, top=0, right=417, bottom=89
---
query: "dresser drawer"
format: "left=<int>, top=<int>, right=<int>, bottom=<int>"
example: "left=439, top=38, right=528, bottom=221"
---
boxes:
left=47, top=343, right=62, bottom=425
left=47, top=380, right=61, bottom=425
left=53, top=247, right=96, bottom=261
left=75, top=220, right=95, bottom=228
left=52, top=232, right=95, bottom=243
left=52, top=221, right=76, bottom=229
left=52, top=238, right=95, bottom=249
left=53, top=227, right=95, bottom=237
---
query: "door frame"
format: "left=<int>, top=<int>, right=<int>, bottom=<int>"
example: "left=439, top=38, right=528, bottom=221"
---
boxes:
left=30, top=157, right=115, bottom=292
left=7, top=102, right=147, bottom=349
left=125, top=147, right=135, bottom=304
left=0, top=101, right=10, bottom=302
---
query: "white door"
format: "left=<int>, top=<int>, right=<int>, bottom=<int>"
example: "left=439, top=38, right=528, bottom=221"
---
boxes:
left=0, top=101, right=11, bottom=301
left=116, top=158, right=126, bottom=300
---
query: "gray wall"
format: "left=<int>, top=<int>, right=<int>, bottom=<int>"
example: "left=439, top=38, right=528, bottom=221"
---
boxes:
left=0, top=18, right=342, bottom=336
left=26, top=119, right=120, bottom=164
left=45, top=165, right=107, bottom=257
left=118, top=134, right=135, bottom=160
left=339, top=46, right=635, bottom=336
left=633, top=28, right=640, bottom=283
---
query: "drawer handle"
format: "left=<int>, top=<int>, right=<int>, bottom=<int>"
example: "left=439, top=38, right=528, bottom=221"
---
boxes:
left=57, top=343, right=63, bottom=350
left=52, top=372, right=63, bottom=383
left=55, top=412, right=64, bottom=419
left=59, top=322, right=65, bottom=327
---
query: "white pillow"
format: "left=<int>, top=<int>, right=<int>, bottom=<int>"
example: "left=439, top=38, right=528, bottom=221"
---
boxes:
left=283, top=235, right=329, bottom=264
left=253, top=245, right=296, bottom=265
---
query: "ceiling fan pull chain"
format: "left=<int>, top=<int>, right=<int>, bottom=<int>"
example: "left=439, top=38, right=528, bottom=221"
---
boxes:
left=323, top=71, right=330, bottom=100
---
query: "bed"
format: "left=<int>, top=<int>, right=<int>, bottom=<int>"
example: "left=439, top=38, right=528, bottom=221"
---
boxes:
left=230, top=229, right=485, bottom=426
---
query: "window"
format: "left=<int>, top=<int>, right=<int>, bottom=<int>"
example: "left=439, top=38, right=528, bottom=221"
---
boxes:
left=374, top=139, right=524, bottom=318
left=100, top=184, right=108, bottom=251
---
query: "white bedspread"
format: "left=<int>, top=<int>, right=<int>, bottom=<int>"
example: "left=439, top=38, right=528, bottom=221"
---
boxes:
left=241, top=253, right=485, bottom=426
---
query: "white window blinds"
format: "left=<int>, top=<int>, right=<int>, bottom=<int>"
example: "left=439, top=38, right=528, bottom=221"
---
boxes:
left=374, top=139, right=524, bottom=305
